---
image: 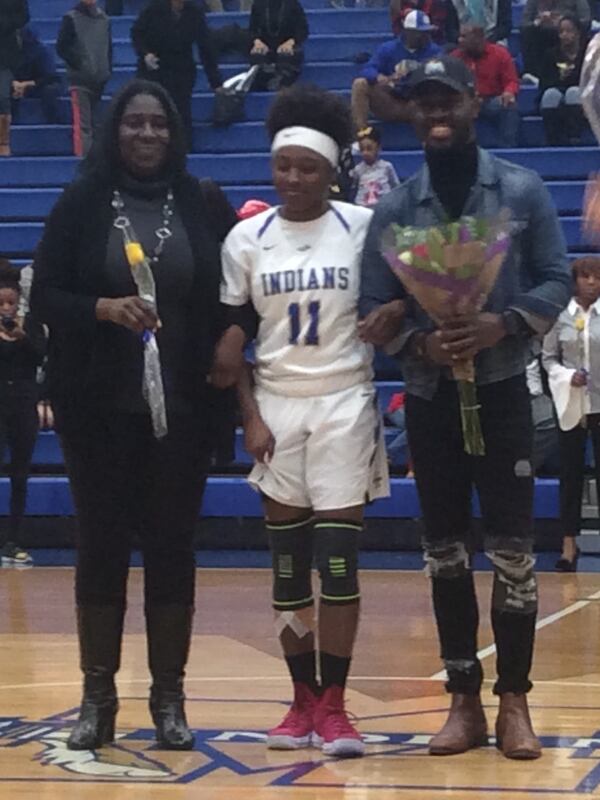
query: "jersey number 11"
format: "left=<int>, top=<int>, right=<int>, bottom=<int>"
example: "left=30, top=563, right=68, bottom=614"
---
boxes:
left=288, top=301, right=320, bottom=346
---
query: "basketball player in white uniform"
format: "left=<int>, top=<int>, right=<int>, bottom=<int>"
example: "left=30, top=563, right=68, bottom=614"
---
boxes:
left=214, top=85, right=390, bottom=759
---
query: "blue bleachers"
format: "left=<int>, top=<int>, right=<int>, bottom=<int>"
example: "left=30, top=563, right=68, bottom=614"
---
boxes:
left=0, top=181, right=587, bottom=220
left=9, top=118, right=597, bottom=157
left=0, top=474, right=560, bottom=518
left=13, top=87, right=545, bottom=126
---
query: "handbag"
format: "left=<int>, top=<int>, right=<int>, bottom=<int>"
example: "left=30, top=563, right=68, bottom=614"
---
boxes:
left=212, top=65, right=260, bottom=127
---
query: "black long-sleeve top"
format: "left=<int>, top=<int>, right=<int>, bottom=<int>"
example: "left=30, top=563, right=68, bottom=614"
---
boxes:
left=0, top=0, right=30, bottom=71
left=131, top=0, right=222, bottom=90
left=249, top=0, right=309, bottom=51
left=0, top=316, right=46, bottom=384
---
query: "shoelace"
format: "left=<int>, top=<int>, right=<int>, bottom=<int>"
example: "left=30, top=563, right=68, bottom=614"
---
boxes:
left=321, top=703, right=359, bottom=737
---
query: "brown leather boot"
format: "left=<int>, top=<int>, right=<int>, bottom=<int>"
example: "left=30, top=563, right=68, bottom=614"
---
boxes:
left=429, top=694, right=488, bottom=755
left=495, top=692, right=542, bottom=760
left=0, top=115, right=10, bottom=156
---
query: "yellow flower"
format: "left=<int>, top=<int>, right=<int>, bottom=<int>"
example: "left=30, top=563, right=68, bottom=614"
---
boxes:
left=575, top=317, right=585, bottom=332
left=125, top=241, right=145, bottom=267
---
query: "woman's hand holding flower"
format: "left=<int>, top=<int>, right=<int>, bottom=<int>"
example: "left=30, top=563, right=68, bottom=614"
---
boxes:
left=96, top=296, right=159, bottom=334
left=571, top=369, right=588, bottom=387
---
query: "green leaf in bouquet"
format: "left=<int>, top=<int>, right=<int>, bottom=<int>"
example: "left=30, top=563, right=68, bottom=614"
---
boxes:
left=446, top=221, right=461, bottom=245
left=425, top=228, right=446, bottom=272
left=475, top=217, right=489, bottom=240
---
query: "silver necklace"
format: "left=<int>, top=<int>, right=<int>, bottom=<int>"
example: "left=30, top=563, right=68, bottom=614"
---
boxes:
left=112, top=188, right=174, bottom=265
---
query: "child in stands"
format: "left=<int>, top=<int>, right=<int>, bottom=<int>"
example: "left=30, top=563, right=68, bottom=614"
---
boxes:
left=354, top=126, right=400, bottom=208
left=57, top=0, right=112, bottom=157
left=0, top=261, right=46, bottom=566
left=213, top=84, right=392, bottom=758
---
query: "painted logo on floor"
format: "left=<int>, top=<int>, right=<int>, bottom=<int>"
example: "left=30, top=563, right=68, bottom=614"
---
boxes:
left=2, top=701, right=600, bottom=793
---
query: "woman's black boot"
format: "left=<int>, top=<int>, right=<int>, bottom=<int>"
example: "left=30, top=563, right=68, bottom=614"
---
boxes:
left=146, top=604, right=195, bottom=750
left=68, top=604, right=125, bottom=750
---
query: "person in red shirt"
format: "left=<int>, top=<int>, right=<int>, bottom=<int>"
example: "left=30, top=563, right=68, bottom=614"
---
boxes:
left=452, top=23, right=520, bottom=147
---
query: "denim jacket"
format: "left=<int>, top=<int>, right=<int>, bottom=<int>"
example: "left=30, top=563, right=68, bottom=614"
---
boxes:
left=360, top=148, right=571, bottom=400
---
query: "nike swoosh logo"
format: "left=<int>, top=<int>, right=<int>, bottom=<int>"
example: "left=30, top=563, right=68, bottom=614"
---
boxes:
left=297, top=245, right=311, bottom=251
left=262, top=244, right=275, bottom=251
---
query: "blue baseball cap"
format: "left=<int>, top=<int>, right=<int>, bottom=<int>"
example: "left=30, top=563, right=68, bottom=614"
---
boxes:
left=403, top=10, right=437, bottom=31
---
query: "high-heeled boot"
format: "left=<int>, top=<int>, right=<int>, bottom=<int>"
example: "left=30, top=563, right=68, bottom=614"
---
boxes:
left=146, top=604, right=195, bottom=750
left=68, top=604, right=125, bottom=750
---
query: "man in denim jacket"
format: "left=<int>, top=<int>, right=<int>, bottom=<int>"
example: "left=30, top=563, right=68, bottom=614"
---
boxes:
left=360, top=56, right=570, bottom=761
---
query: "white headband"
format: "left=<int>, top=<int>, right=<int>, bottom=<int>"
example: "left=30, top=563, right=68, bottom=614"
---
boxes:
left=271, top=126, right=340, bottom=168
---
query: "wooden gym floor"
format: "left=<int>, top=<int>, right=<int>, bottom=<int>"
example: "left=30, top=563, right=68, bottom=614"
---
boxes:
left=1, top=565, right=600, bottom=799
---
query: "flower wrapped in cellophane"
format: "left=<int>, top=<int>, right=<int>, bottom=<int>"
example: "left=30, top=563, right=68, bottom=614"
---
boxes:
left=381, top=214, right=511, bottom=455
left=124, top=236, right=168, bottom=440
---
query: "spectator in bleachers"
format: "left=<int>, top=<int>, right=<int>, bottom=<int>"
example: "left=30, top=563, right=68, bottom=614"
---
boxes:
left=57, top=0, right=112, bottom=158
left=31, top=79, right=240, bottom=752
left=389, top=0, right=459, bottom=45
left=0, top=0, right=30, bottom=156
left=451, top=0, right=513, bottom=44
left=452, top=22, right=520, bottom=146
left=131, top=0, right=223, bottom=147
left=538, top=14, right=587, bottom=144
left=520, top=0, right=590, bottom=81
left=543, top=257, right=600, bottom=572
left=0, top=260, right=46, bottom=567
left=11, top=25, right=63, bottom=124
left=351, top=11, right=441, bottom=133
left=248, top=0, right=308, bottom=91
left=353, top=125, right=401, bottom=207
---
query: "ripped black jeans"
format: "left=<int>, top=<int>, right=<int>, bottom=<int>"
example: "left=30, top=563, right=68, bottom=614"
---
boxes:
left=406, top=374, right=536, bottom=696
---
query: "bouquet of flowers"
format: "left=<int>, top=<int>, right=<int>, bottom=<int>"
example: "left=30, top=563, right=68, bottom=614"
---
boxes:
left=381, top=214, right=511, bottom=455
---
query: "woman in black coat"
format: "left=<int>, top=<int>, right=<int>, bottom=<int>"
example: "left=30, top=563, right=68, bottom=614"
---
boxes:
left=31, top=79, right=239, bottom=753
left=0, top=0, right=29, bottom=155
left=131, top=0, right=222, bottom=146
left=249, top=0, right=308, bottom=90
left=538, top=14, right=588, bottom=144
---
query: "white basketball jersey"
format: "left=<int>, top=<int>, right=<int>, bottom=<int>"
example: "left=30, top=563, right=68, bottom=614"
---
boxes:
left=221, top=202, right=374, bottom=397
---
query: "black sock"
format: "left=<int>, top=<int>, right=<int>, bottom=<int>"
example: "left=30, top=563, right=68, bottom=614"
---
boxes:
left=285, top=651, right=318, bottom=693
left=320, top=652, right=351, bottom=690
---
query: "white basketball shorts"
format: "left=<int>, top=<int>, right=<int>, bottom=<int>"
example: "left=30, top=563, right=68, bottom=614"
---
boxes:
left=248, top=382, right=390, bottom=511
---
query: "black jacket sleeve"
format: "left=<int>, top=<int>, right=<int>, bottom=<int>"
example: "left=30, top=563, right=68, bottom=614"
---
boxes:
left=195, top=6, right=222, bottom=89
left=130, top=6, right=152, bottom=57
left=31, top=185, right=100, bottom=334
left=198, top=178, right=239, bottom=242
left=56, top=15, right=80, bottom=69
left=21, top=314, right=47, bottom=363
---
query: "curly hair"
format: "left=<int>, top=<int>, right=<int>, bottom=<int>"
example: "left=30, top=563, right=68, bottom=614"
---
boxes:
left=266, top=84, right=353, bottom=150
left=81, top=79, right=188, bottom=182
left=572, top=256, right=600, bottom=279
left=357, top=125, right=382, bottom=146
left=0, top=259, right=21, bottom=293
